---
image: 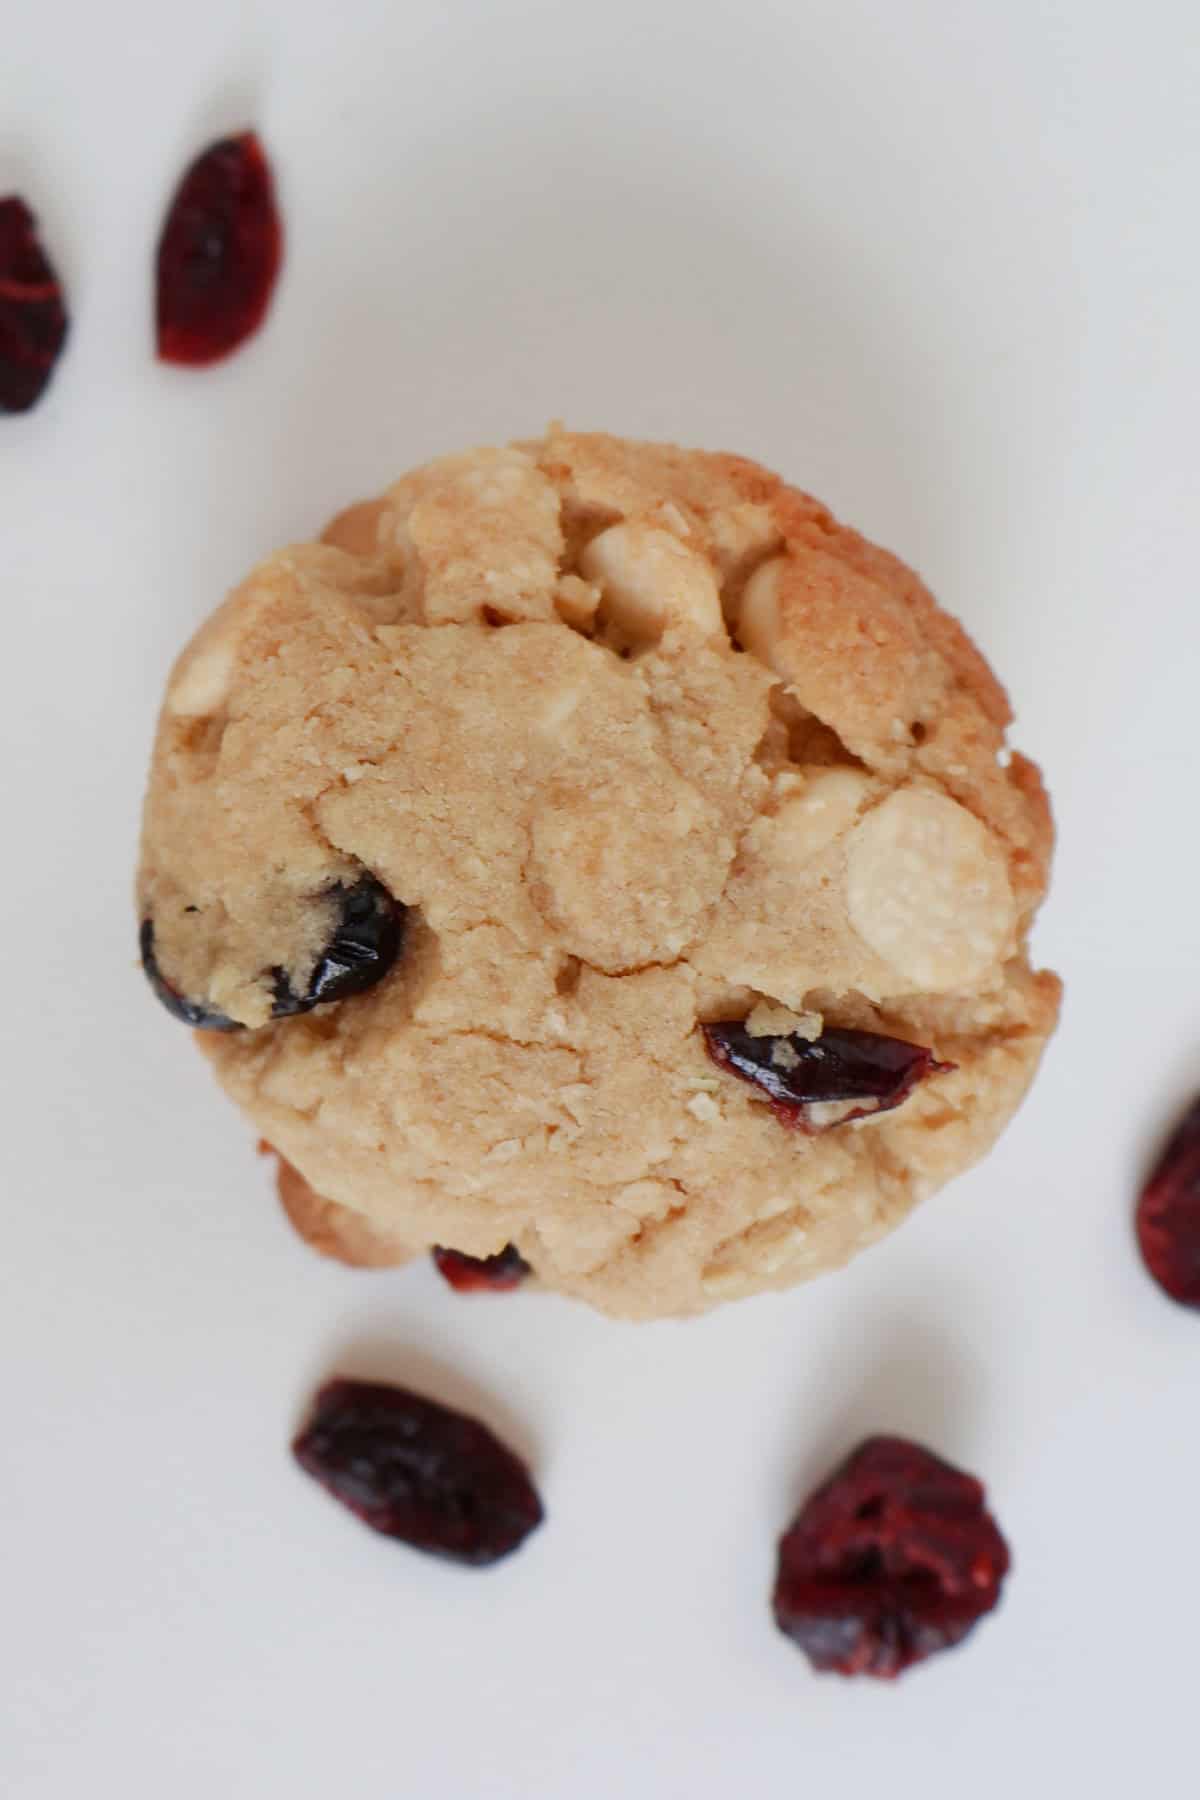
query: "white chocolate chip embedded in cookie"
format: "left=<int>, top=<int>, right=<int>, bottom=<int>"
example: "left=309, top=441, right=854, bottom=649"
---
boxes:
left=737, top=556, right=788, bottom=668
left=846, top=789, right=1016, bottom=990
left=137, top=427, right=1058, bottom=1320
left=553, top=573, right=601, bottom=631
left=167, top=637, right=237, bottom=717
left=165, top=592, right=252, bottom=718
left=580, top=521, right=724, bottom=643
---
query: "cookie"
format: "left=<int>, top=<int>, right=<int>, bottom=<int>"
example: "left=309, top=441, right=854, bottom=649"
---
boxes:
left=137, top=428, right=1059, bottom=1318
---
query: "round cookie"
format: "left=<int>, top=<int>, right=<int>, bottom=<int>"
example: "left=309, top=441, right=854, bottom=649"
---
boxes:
left=137, top=428, right=1059, bottom=1319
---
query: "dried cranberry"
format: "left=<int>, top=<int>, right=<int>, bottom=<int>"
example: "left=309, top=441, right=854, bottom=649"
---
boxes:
left=1136, top=1096, right=1200, bottom=1307
left=155, top=132, right=283, bottom=366
left=270, top=877, right=406, bottom=1017
left=0, top=197, right=68, bottom=413
left=432, top=1244, right=531, bottom=1292
left=139, top=919, right=241, bottom=1031
left=293, top=1377, right=544, bottom=1566
left=702, top=1021, right=952, bottom=1130
left=141, top=878, right=403, bottom=1030
left=773, top=1436, right=1010, bottom=1679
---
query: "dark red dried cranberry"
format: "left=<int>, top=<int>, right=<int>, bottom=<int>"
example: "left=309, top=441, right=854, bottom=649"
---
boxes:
left=0, top=197, right=69, bottom=413
left=432, top=1244, right=531, bottom=1292
left=773, top=1436, right=1010, bottom=1679
left=702, top=1021, right=953, bottom=1130
left=139, top=919, right=241, bottom=1031
left=270, top=877, right=406, bottom=1017
left=293, top=1377, right=543, bottom=1566
left=141, top=878, right=403, bottom=1030
left=155, top=132, right=283, bottom=366
left=1136, top=1096, right=1200, bottom=1307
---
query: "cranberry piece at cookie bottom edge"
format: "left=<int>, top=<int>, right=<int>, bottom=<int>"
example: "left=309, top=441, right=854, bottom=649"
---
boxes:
left=432, top=1244, right=531, bottom=1292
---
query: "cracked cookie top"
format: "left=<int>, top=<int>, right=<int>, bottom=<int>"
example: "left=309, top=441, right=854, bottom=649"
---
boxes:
left=137, top=428, right=1058, bottom=1317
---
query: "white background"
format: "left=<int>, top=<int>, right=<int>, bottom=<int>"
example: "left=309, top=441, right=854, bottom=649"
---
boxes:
left=3, top=2, right=1197, bottom=1795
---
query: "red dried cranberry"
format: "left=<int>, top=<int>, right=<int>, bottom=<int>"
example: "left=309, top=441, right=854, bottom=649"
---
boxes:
left=432, top=1244, right=531, bottom=1292
left=155, top=132, right=283, bottom=366
left=0, top=197, right=68, bottom=413
left=293, top=1378, right=543, bottom=1566
left=773, top=1436, right=1010, bottom=1679
left=702, top=1021, right=952, bottom=1130
left=1136, top=1096, right=1200, bottom=1307
left=269, top=877, right=406, bottom=1017
left=139, top=919, right=241, bottom=1031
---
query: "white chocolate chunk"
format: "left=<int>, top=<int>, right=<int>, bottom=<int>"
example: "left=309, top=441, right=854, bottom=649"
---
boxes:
left=737, top=556, right=787, bottom=669
left=554, top=573, right=601, bottom=630
left=580, top=522, right=723, bottom=642
left=167, top=636, right=238, bottom=717
left=846, top=789, right=1015, bottom=989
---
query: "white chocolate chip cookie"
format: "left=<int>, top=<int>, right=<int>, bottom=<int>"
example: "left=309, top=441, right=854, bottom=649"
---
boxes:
left=136, top=428, right=1059, bottom=1318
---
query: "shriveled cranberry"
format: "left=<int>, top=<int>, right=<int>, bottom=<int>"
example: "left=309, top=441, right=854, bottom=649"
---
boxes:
left=1136, top=1096, right=1200, bottom=1307
left=270, top=877, right=405, bottom=1017
left=155, top=132, right=283, bottom=366
left=702, top=1021, right=952, bottom=1130
left=432, top=1244, right=531, bottom=1293
left=0, top=197, right=69, bottom=413
left=139, top=919, right=241, bottom=1031
left=293, top=1377, right=544, bottom=1566
left=773, top=1436, right=1010, bottom=1679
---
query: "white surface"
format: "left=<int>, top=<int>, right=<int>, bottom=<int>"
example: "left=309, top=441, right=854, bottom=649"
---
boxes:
left=3, top=2, right=1197, bottom=1794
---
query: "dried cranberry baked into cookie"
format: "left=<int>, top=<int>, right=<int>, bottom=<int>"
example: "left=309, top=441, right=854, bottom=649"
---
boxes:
left=136, top=429, right=1059, bottom=1318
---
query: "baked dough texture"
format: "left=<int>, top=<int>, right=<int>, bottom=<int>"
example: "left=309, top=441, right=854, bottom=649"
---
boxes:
left=138, top=428, right=1059, bottom=1318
